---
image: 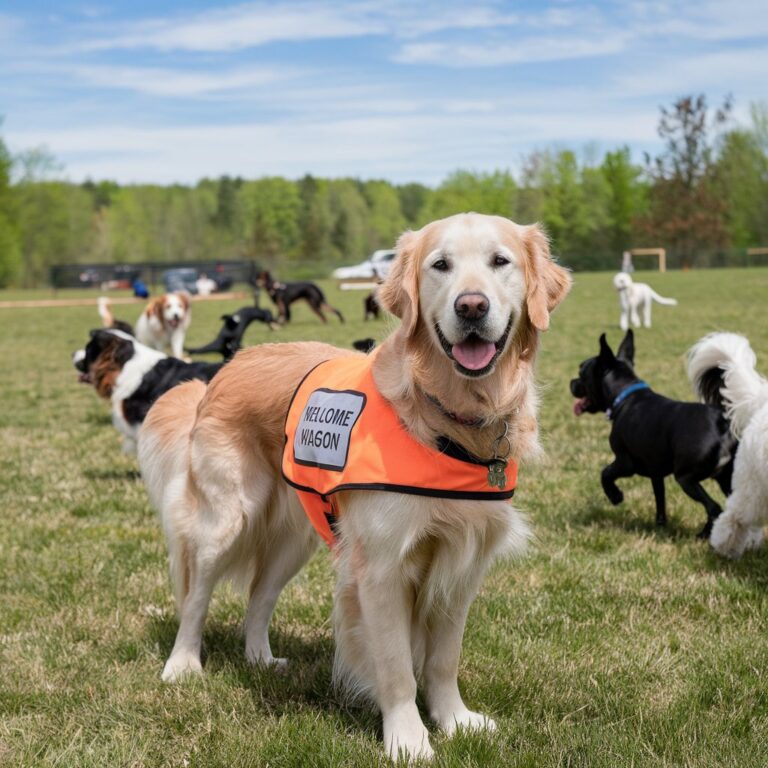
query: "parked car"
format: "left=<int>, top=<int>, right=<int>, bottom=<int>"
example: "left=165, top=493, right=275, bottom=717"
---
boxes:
left=163, top=268, right=199, bottom=295
left=332, top=249, right=397, bottom=281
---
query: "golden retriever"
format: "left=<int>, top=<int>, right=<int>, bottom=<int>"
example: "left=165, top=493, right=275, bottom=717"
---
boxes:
left=138, top=213, right=571, bottom=762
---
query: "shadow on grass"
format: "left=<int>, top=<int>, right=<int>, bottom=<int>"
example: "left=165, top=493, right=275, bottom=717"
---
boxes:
left=83, top=467, right=142, bottom=481
left=573, top=499, right=695, bottom=540
left=143, top=613, right=380, bottom=734
left=700, top=545, right=768, bottom=586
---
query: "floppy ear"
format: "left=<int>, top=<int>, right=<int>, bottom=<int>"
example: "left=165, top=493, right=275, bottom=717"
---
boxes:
left=178, top=291, right=191, bottom=311
left=523, top=225, right=572, bottom=331
left=378, top=229, right=421, bottom=338
left=616, top=329, right=635, bottom=365
left=599, top=333, right=616, bottom=363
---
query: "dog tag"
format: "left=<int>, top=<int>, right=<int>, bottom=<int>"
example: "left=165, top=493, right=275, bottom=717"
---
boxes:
left=487, top=459, right=508, bottom=489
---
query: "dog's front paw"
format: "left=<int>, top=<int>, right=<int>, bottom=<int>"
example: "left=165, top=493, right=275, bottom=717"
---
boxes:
left=246, top=649, right=289, bottom=671
left=605, top=487, right=624, bottom=506
left=161, top=651, right=203, bottom=682
left=437, top=709, right=497, bottom=737
left=384, top=708, right=434, bottom=763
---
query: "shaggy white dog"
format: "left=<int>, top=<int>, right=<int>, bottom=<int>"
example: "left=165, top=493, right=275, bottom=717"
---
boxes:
left=687, top=332, right=768, bottom=558
left=613, top=272, right=677, bottom=330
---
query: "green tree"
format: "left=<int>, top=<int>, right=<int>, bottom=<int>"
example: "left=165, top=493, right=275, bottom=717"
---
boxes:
left=640, top=94, right=732, bottom=268
left=601, top=147, right=646, bottom=257
left=424, top=170, right=517, bottom=222
left=0, top=131, right=20, bottom=286
left=716, top=129, right=768, bottom=249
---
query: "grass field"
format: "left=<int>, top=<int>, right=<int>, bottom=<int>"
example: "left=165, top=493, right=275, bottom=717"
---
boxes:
left=1, top=269, right=767, bottom=767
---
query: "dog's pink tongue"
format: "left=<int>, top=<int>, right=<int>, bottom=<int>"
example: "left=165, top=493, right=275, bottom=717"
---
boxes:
left=452, top=339, right=496, bottom=370
left=573, top=398, right=588, bottom=416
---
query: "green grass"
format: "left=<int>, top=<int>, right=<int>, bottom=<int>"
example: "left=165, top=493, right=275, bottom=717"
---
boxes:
left=1, top=269, right=767, bottom=767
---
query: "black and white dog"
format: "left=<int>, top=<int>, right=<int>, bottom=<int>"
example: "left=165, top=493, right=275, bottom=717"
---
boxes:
left=570, top=330, right=736, bottom=537
left=186, top=307, right=279, bottom=360
left=254, top=270, right=344, bottom=324
left=73, top=329, right=222, bottom=453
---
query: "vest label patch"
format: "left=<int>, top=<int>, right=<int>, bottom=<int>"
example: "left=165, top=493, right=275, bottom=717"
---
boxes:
left=293, top=388, right=366, bottom=470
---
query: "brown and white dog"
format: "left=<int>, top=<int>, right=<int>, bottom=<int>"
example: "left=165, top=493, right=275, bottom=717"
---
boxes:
left=138, top=213, right=570, bottom=762
left=135, top=292, right=191, bottom=358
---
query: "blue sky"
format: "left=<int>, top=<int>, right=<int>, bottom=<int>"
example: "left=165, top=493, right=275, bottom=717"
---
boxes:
left=1, top=1, right=766, bottom=185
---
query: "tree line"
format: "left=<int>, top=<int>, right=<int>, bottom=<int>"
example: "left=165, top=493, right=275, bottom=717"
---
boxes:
left=1, top=94, right=767, bottom=288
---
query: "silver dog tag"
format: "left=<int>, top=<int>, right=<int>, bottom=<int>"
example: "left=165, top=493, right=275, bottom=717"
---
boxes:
left=487, top=459, right=508, bottom=489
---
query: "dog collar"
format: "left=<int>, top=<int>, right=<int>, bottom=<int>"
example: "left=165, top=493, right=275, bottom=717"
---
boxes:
left=607, top=381, right=650, bottom=420
left=424, top=392, right=487, bottom=428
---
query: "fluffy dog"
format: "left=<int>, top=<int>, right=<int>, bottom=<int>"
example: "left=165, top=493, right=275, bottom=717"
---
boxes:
left=73, top=329, right=222, bottom=454
left=613, top=272, right=677, bottom=330
left=138, top=213, right=570, bottom=761
left=255, top=270, right=345, bottom=324
left=687, top=332, right=768, bottom=558
left=570, top=330, right=735, bottom=537
left=186, top=306, right=279, bottom=360
left=135, top=292, right=192, bottom=358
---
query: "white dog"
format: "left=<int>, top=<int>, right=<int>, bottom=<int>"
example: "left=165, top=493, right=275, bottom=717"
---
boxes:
left=613, top=272, right=677, bottom=330
left=134, top=292, right=191, bottom=359
left=137, top=213, right=571, bottom=761
left=688, top=332, right=768, bottom=558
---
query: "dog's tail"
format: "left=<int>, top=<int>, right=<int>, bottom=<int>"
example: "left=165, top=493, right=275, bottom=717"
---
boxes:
left=687, top=332, right=768, bottom=438
left=97, top=296, right=114, bottom=327
left=138, top=379, right=207, bottom=613
left=649, top=289, right=677, bottom=306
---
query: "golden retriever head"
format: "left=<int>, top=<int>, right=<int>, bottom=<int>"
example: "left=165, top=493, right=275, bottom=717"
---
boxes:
left=379, top=213, right=571, bottom=380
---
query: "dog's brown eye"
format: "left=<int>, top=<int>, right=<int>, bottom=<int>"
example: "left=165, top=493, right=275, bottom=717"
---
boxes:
left=432, top=259, right=450, bottom=272
left=492, top=254, right=510, bottom=267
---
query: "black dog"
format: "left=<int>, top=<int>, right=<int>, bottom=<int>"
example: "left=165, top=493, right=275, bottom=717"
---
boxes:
left=570, top=330, right=736, bottom=537
left=352, top=338, right=376, bottom=353
left=254, top=270, right=344, bottom=324
left=364, top=289, right=380, bottom=321
left=185, top=307, right=279, bottom=360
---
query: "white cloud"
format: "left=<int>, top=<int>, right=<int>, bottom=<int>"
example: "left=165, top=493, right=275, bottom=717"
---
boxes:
left=68, top=64, right=297, bottom=97
left=5, top=100, right=660, bottom=186
left=613, top=46, right=768, bottom=100
left=394, top=34, right=629, bottom=66
left=78, top=1, right=532, bottom=53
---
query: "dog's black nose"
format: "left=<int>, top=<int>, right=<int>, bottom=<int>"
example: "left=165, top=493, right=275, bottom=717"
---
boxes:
left=454, top=292, right=489, bottom=321
left=570, top=379, right=584, bottom=397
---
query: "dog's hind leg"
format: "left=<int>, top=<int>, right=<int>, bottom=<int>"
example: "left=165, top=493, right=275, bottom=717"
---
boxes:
left=323, top=303, right=345, bottom=323
left=244, top=487, right=318, bottom=667
left=674, top=473, right=722, bottom=538
left=162, top=538, right=225, bottom=682
left=642, top=298, right=652, bottom=328
left=651, top=476, right=667, bottom=527
left=306, top=299, right=329, bottom=323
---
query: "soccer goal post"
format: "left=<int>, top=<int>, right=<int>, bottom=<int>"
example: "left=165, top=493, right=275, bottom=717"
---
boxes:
left=628, top=248, right=667, bottom=272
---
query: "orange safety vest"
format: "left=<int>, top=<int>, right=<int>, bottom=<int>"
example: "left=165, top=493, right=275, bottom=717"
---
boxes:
left=282, top=356, right=518, bottom=547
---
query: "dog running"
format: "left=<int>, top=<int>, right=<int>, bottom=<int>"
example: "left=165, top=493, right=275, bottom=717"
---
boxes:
left=570, top=330, right=735, bottom=537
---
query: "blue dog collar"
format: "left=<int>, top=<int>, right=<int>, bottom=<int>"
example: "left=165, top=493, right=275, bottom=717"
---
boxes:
left=607, top=381, right=650, bottom=420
